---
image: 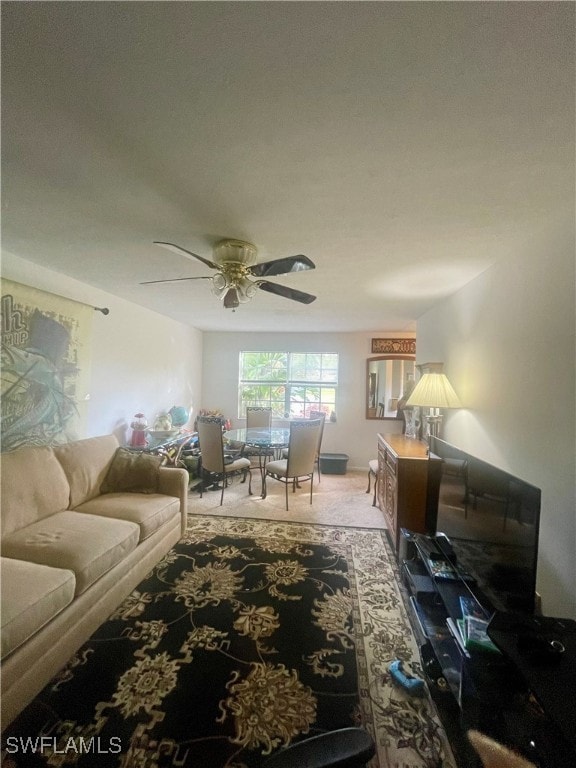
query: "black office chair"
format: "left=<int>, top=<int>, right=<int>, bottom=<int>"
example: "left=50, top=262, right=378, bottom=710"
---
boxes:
left=262, top=727, right=376, bottom=768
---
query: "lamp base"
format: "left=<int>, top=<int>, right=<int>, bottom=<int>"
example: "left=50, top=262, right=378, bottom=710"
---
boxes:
left=424, top=414, right=442, bottom=441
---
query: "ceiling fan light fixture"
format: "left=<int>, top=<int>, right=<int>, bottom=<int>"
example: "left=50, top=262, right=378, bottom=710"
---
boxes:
left=213, top=239, right=258, bottom=267
left=237, top=277, right=257, bottom=303
left=211, top=272, right=229, bottom=299
left=223, top=287, right=240, bottom=309
left=149, top=239, right=317, bottom=308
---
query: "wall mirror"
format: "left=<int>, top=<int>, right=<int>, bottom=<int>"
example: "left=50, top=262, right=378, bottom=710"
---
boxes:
left=366, top=356, right=416, bottom=420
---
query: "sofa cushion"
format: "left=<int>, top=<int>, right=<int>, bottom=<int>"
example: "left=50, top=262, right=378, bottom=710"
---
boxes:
left=0, top=446, right=70, bottom=537
left=1, top=511, right=139, bottom=596
left=75, top=493, right=180, bottom=542
left=53, top=434, right=120, bottom=508
left=1, top=558, right=76, bottom=658
left=100, top=448, right=162, bottom=495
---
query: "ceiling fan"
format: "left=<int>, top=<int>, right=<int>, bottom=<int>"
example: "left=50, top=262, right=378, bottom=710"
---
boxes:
left=141, top=240, right=316, bottom=310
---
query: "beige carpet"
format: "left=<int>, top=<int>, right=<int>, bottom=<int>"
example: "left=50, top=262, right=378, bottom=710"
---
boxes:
left=188, top=467, right=386, bottom=528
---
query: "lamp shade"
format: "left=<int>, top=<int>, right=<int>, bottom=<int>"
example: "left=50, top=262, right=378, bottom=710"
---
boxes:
left=405, top=373, right=461, bottom=409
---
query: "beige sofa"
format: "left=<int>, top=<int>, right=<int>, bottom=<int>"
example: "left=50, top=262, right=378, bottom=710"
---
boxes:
left=0, top=434, right=188, bottom=729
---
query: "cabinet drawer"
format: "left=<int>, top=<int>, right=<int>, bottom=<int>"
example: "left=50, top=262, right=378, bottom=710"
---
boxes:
left=385, top=450, right=398, bottom=475
left=376, top=434, right=437, bottom=555
left=384, top=470, right=397, bottom=540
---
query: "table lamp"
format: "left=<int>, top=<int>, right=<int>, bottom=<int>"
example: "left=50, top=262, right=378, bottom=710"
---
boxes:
left=405, top=368, right=461, bottom=439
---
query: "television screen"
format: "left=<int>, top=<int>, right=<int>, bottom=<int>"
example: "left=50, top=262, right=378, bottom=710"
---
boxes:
left=429, top=437, right=541, bottom=615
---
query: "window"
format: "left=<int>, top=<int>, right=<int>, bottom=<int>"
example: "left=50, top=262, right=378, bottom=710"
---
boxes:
left=238, top=352, right=338, bottom=419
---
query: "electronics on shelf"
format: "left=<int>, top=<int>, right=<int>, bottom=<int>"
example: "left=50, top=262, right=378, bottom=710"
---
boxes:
left=400, top=528, right=576, bottom=768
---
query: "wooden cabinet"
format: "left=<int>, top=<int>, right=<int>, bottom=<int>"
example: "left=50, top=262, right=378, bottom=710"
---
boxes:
left=377, top=434, right=441, bottom=554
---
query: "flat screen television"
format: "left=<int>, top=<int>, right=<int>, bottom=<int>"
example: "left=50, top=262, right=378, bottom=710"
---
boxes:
left=429, top=436, right=541, bottom=615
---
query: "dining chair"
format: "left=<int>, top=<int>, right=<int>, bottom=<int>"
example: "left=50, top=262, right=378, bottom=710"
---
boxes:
left=246, top=406, right=273, bottom=428
left=308, top=410, right=326, bottom=481
left=197, top=417, right=252, bottom=505
left=243, top=406, right=275, bottom=464
left=366, top=459, right=378, bottom=506
left=281, top=410, right=326, bottom=481
left=262, top=419, right=322, bottom=510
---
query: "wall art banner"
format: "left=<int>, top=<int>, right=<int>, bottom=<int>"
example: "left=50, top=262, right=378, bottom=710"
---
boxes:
left=371, top=338, right=416, bottom=355
left=1, top=279, right=93, bottom=452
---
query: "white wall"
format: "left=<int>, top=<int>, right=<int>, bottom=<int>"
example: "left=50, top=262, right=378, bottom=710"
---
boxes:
left=415, top=222, right=576, bottom=618
left=201, top=332, right=410, bottom=469
left=1, top=253, right=203, bottom=443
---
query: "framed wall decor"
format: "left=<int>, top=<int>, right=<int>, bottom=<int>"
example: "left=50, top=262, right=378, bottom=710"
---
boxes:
left=371, top=338, right=416, bottom=355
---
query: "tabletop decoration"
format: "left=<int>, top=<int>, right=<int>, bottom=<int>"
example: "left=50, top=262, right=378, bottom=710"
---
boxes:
left=130, top=412, right=148, bottom=447
left=194, top=409, right=231, bottom=432
left=169, top=405, right=190, bottom=428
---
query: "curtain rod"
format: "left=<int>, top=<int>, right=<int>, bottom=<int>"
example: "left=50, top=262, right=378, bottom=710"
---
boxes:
left=3, top=278, right=110, bottom=315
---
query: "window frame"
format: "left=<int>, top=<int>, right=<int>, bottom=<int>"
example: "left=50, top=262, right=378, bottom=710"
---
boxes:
left=238, top=351, right=338, bottom=419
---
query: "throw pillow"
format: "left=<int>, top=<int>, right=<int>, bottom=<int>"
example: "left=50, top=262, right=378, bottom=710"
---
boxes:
left=100, top=448, right=162, bottom=494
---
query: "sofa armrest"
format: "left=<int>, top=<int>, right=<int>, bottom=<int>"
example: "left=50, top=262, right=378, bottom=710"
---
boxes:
left=158, top=467, right=188, bottom=535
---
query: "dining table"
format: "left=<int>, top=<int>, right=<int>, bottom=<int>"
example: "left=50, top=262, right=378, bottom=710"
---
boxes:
left=224, top=427, right=291, bottom=481
left=224, top=427, right=291, bottom=455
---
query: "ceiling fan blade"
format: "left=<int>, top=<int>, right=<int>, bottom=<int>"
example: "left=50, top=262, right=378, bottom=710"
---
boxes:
left=257, top=280, right=316, bottom=304
left=249, top=255, right=315, bottom=278
left=153, top=241, right=219, bottom=270
left=140, top=276, right=213, bottom=285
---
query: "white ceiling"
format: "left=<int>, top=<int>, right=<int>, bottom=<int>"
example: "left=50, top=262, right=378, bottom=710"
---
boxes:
left=2, top=2, right=573, bottom=333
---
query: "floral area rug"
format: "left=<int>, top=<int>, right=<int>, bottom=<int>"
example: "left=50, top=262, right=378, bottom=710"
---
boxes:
left=2, top=516, right=456, bottom=768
